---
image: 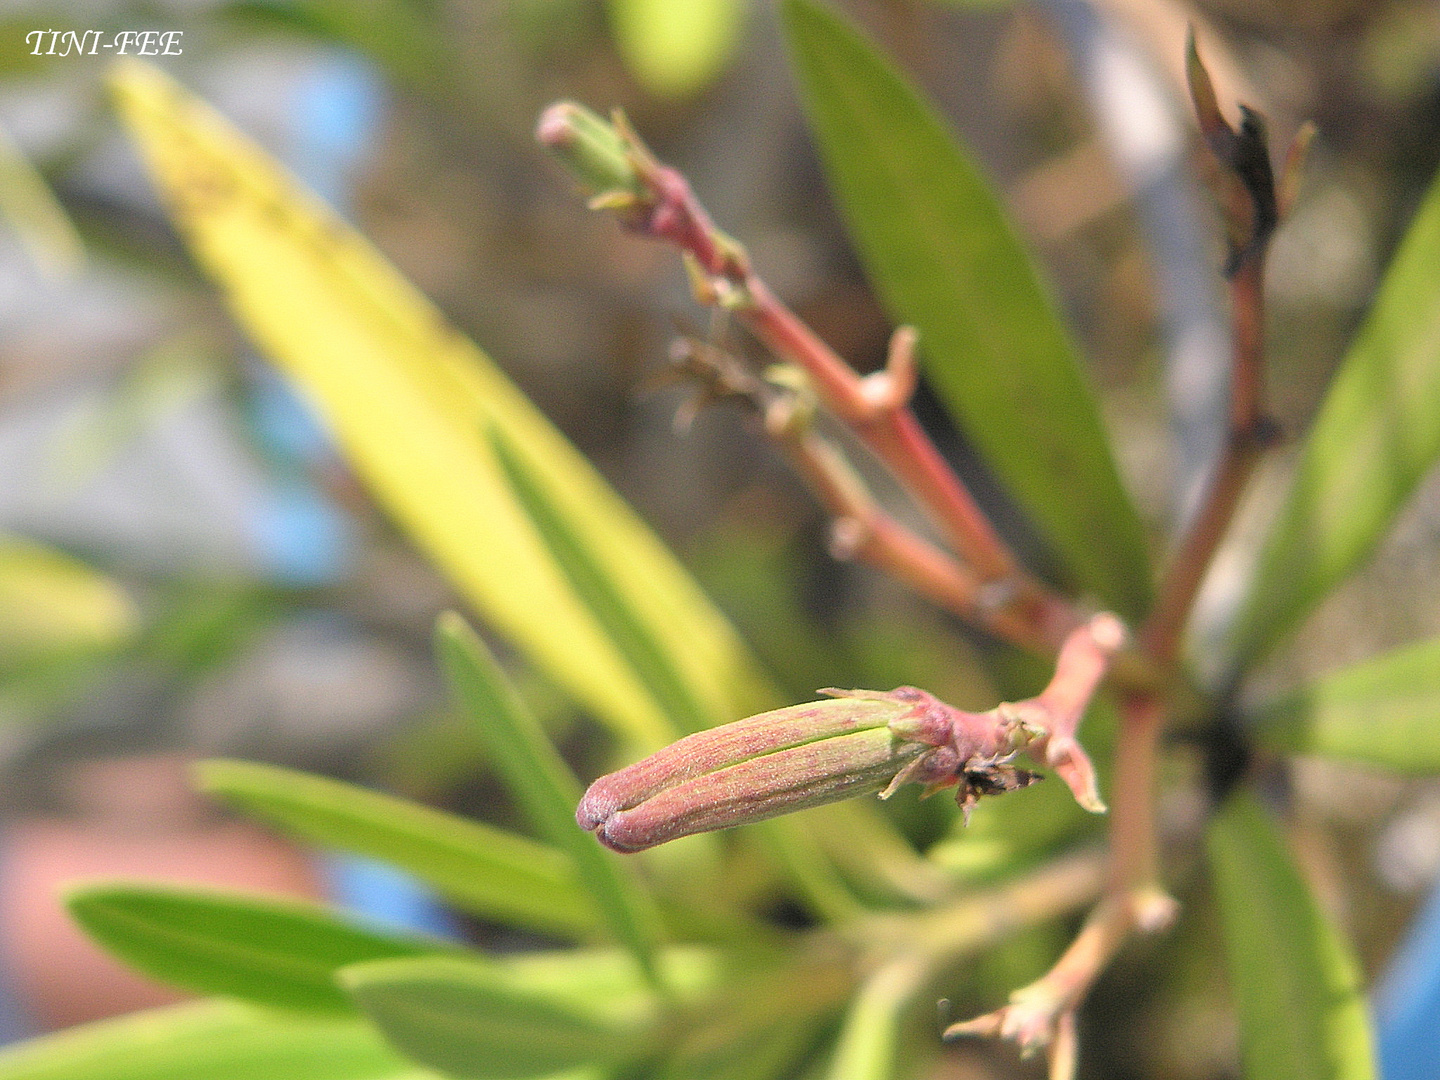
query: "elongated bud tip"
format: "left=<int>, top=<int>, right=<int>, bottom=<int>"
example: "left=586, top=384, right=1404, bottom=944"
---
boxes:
left=536, top=101, right=644, bottom=201
left=1087, top=612, right=1126, bottom=654
left=1185, top=29, right=1229, bottom=147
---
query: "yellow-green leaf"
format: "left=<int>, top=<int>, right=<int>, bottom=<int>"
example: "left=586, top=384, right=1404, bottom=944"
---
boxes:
left=1253, top=635, right=1440, bottom=772
left=1207, top=794, right=1376, bottom=1080
left=823, top=957, right=926, bottom=1080
left=0, top=999, right=438, bottom=1080
left=0, top=123, right=84, bottom=281
left=109, top=59, right=770, bottom=750
left=193, top=759, right=600, bottom=938
left=607, top=0, right=748, bottom=99
left=0, top=535, right=136, bottom=667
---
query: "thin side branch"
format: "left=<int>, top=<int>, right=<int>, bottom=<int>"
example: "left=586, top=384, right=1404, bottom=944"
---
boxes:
left=538, top=102, right=1080, bottom=651
left=1144, top=34, right=1301, bottom=663
left=945, top=695, right=1176, bottom=1071
left=667, top=337, right=1051, bottom=650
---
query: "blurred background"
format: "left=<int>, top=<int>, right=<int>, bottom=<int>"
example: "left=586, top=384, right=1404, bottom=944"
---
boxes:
left=2, top=0, right=1440, bottom=1076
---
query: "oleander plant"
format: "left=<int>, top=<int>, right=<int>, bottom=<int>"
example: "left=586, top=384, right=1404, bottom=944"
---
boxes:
left=6, top=3, right=1440, bottom=1080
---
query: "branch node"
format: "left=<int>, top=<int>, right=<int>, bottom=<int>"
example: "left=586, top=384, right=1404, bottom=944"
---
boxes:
left=1131, top=887, right=1180, bottom=933
left=856, top=326, right=920, bottom=415
left=829, top=517, right=868, bottom=560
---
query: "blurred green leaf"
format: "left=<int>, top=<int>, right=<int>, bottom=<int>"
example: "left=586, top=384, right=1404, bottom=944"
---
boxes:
left=110, top=59, right=772, bottom=752
left=607, top=0, right=748, bottom=99
left=44, top=341, right=219, bottom=495
left=222, top=0, right=449, bottom=95
left=340, top=955, right=658, bottom=1079
left=490, top=427, right=710, bottom=733
left=1206, top=794, right=1376, bottom=1080
left=66, top=883, right=447, bottom=1013
left=499, top=944, right=722, bottom=1005
left=435, top=614, right=662, bottom=978
left=824, top=957, right=926, bottom=1080
left=780, top=0, right=1150, bottom=620
left=0, top=535, right=136, bottom=668
left=193, top=759, right=600, bottom=938
left=660, top=1017, right=828, bottom=1080
left=0, top=999, right=437, bottom=1080
left=0, top=123, right=84, bottom=280
left=658, top=953, right=851, bottom=1080
left=1225, top=165, right=1440, bottom=671
left=1253, top=635, right=1440, bottom=772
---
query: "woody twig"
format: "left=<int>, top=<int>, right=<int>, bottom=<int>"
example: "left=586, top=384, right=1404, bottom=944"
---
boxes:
left=1143, top=34, right=1313, bottom=665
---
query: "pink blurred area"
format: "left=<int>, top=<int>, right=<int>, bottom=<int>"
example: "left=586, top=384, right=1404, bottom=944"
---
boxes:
left=0, top=754, right=322, bottom=1030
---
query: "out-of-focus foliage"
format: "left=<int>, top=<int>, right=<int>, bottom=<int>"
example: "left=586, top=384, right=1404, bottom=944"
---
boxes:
left=782, top=0, right=1150, bottom=618
left=606, top=0, right=749, bottom=99
left=1255, top=634, right=1440, bottom=772
left=0, top=536, right=135, bottom=669
left=1225, top=165, right=1440, bottom=673
left=2, top=2, right=1439, bottom=1080
left=0, top=125, right=84, bottom=280
left=193, top=760, right=601, bottom=938
left=1208, top=795, right=1376, bottom=1080
left=65, top=884, right=449, bottom=1013
left=0, top=1001, right=431, bottom=1080
left=109, top=58, right=770, bottom=754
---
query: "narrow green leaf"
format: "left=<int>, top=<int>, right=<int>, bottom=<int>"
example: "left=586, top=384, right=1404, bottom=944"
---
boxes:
left=1253, top=635, right=1440, bottom=772
left=435, top=615, right=662, bottom=979
left=0, top=123, right=84, bottom=280
left=0, top=999, right=435, bottom=1080
left=657, top=953, right=852, bottom=1080
left=1225, top=166, right=1440, bottom=670
left=490, top=427, right=711, bottom=734
left=607, top=0, right=748, bottom=99
left=65, top=882, right=446, bottom=1013
left=0, top=534, right=136, bottom=667
left=193, top=759, right=600, bottom=938
left=499, top=945, right=723, bottom=1005
left=340, top=955, right=658, bottom=1079
left=1206, top=794, right=1376, bottom=1080
left=824, top=957, right=927, bottom=1080
left=780, top=0, right=1150, bottom=619
left=489, top=434, right=876, bottom=920
left=110, top=59, right=773, bottom=751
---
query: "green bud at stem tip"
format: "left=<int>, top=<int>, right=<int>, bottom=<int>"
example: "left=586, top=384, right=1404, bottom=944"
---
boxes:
left=536, top=102, right=644, bottom=200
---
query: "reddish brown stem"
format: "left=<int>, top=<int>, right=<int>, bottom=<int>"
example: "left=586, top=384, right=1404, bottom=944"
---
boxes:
left=945, top=694, right=1175, bottom=1063
left=743, top=279, right=1021, bottom=586
left=782, top=422, right=1050, bottom=652
left=1144, top=255, right=1271, bottom=664
left=627, top=144, right=1079, bottom=647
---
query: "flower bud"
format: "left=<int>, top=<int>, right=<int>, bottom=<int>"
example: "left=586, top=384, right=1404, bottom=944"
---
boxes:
left=536, top=102, right=644, bottom=205
left=577, top=687, right=1043, bottom=853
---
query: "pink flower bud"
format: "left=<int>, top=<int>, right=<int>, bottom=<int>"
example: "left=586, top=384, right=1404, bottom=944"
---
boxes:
left=578, top=687, right=1052, bottom=853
